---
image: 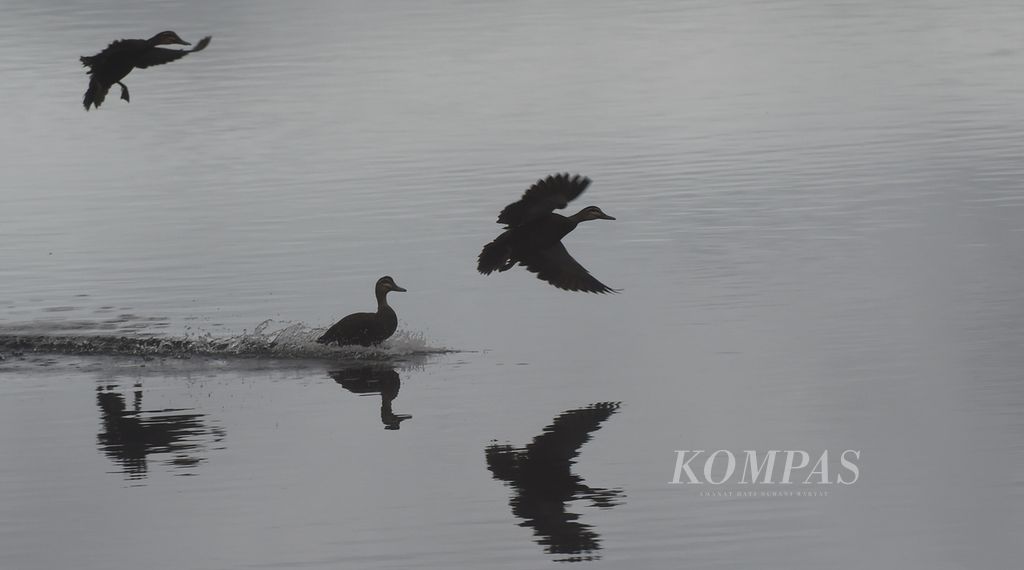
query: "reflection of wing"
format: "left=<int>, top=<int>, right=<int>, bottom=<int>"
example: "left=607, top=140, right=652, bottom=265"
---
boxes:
left=497, top=174, right=590, bottom=227
left=520, top=242, right=616, bottom=294
left=135, top=36, right=211, bottom=69
left=527, top=402, right=620, bottom=464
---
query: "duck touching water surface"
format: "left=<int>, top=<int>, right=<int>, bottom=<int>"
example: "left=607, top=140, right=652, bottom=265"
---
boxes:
left=317, top=276, right=407, bottom=347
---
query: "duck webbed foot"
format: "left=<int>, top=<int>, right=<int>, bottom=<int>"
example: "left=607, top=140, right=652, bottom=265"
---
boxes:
left=383, top=410, right=413, bottom=430
left=118, top=82, right=130, bottom=102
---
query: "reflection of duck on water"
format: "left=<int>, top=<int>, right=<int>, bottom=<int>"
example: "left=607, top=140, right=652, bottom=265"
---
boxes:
left=96, top=383, right=224, bottom=479
left=486, top=402, right=623, bottom=562
left=329, top=366, right=412, bottom=430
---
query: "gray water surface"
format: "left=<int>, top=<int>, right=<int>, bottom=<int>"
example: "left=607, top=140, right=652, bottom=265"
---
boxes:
left=2, top=0, right=1023, bottom=568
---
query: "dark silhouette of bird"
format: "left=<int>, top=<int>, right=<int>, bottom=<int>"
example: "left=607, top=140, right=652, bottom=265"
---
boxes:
left=81, top=31, right=211, bottom=110
left=478, top=174, right=618, bottom=293
left=317, top=276, right=407, bottom=347
left=486, top=402, right=624, bottom=562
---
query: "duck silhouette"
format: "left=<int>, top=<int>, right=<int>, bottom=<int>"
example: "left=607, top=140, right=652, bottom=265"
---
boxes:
left=81, top=31, right=211, bottom=110
left=317, top=276, right=406, bottom=347
left=478, top=174, right=617, bottom=293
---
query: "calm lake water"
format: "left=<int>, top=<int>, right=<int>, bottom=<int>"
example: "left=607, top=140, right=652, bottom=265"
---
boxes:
left=2, top=0, right=1023, bottom=568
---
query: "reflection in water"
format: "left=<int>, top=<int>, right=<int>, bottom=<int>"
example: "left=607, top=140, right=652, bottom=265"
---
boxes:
left=329, top=366, right=412, bottom=430
left=486, top=402, right=624, bottom=562
left=96, top=383, right=225, bottom=479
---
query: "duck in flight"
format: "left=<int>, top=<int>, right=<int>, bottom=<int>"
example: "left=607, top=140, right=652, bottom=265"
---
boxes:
left=81, top=31, right=212, bottom=110
left=478, top=174, right=618, bottom=293
left=317, top=276, right=407, bottom=347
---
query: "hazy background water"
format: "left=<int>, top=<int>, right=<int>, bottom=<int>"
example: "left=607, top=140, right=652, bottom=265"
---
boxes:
left=2, top=0, right=1023, bottom=568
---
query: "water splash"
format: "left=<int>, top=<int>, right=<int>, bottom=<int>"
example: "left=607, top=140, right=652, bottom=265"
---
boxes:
left=0, top=319, right=451, bottom=362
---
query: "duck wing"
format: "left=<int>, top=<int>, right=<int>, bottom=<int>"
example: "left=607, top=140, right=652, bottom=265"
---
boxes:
left=80, top=39, right=148, bottom=71
left=520, top=242, right=617, bottom=294
left=134, top=36, right=212, bottom=69
left=520, top=241, right=614, bottom=292
left=497, top=173, right=590, bottom=227
left=317, top=312, right=373, bottom=344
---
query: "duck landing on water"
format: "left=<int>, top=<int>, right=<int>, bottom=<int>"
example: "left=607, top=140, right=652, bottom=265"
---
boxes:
left=80, top=31, right=211, bottom=110
left=317, top=276, right=407, bottom=347
left=478, top=173, right=618, bottom=294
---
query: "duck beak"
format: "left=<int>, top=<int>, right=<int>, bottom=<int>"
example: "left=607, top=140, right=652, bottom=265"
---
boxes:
left=178, top=39, right=192, bottom=46
left=391, top=284, right=407, bottom=293
left=598, top=213, right=616, bottom=220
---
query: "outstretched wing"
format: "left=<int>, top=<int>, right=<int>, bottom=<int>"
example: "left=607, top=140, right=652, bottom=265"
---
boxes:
left=497, top=173, right=590, bottom=227
left=519, top=242, right=617, bottom=294
left=134, top=36, right=212, bottom=69
left=80, top=39, right=148, bottom=72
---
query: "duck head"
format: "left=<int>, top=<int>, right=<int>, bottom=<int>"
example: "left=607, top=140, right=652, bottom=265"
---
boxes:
left=376, top=275, right=407, bottom=294
left=573, top=206, right=616, bottom=222
left=149, top=31, right=191, bottom=46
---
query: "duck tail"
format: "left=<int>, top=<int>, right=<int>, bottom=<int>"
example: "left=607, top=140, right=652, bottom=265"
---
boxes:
left=478, top=234, right=514, bottom=274
left=83, top=78, right=106, bottom=110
